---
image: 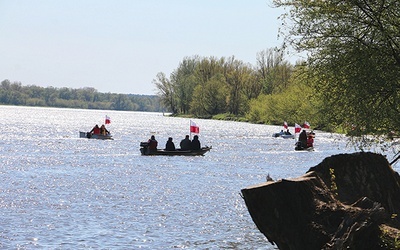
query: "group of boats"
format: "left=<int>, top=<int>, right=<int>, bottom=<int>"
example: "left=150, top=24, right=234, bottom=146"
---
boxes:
left=272, top=127, right=315, bottom=151
left=79, top=125, right=212, bottom=156
left=79, top=121, right=315, bottom=155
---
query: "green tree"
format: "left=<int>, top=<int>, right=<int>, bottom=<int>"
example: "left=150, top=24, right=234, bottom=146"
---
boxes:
left=246, top=64, right=318, bottom=126
left=170, top=56, right=200, bottom=114
left=153, top=72, right=177, bottom=114
left=111, top=94, right=133, bottom=110
left=223, top=57, right=249, bottom=116
left=274, top=0, right=400, bottom=136
left=255, top=48, right=292, bottom=94
left=190, top=73, right=228, bottom=117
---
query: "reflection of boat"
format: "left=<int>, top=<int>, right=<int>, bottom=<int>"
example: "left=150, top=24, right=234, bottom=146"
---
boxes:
left=272, top=132, right=295, bottom=139
left=140, top=142, right=211, bottom=156
left=79, top=131, right=113, bottom=140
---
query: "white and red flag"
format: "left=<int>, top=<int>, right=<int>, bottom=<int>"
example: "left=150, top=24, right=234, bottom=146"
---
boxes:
left=303, top=121, right=310, bottom=129
left=190, top=120, right=199, bottom=134
left=295, top=123, right=302, bottom=133
left=105, top=115, right=111, bottom=124
left=283, top=121, right=288, bottom=129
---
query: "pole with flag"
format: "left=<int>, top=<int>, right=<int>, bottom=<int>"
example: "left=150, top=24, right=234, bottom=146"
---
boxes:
left=283, top=121, right=288, bottom=130
left=105, top=115, right=111, bottom=125
left=294, top=123, right=302, bottom=133
left=294, top=123, right=302, bottom=141
left=190, top=120, right=199, bottom=139
left=303, top=121, right=310, bottom=129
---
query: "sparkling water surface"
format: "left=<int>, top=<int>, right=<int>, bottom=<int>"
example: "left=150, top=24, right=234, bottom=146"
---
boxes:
left=0, top=106, right=397, bottom=249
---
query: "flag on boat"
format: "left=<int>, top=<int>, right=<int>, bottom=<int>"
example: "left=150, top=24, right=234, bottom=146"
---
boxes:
left=283, top=121, right=288, bottom=129
left=295, top=123, right=302, bottom=133
left=190, top=120, right=199, bottom=134
left=303, top=121, right=310, bottom=129
left=105, top=115, right=111, bottom=124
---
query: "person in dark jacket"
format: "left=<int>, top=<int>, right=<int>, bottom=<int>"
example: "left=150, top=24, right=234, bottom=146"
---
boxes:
left=299, top=130, right=308, bottom=148
left=180, top=135, right=191, bottom=150
left=191, top=135, right=201, bottom=150
left=165, top=137, right=176, bottom=151
left=148, top=135, right=158, bottom=152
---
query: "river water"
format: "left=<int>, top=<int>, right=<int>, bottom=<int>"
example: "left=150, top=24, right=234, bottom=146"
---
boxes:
left=0, top=106, right=398, bottom=249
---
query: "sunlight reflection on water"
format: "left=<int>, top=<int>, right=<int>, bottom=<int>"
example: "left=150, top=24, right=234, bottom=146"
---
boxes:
left=0, top=106, right=397, bottom=249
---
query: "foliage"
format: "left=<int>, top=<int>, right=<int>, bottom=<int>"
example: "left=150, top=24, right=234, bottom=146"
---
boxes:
left=246, top=64, right=320, bottom=128
left=273, top=0, right=400, bottom=136
left=379, top=225, right=400, bottom=249
left=190, top=73, right=228, bottom=117
left=0, top=80, right=162, bottom=112
left=154, top=50, right=293, bottom=119
left=153, top=72, right=176, bottom=113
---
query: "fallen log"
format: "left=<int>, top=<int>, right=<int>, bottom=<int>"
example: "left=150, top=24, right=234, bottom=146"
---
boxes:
left=241, top=152, right=400, bottom=249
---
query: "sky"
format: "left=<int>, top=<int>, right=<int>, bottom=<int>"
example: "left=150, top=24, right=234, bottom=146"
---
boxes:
left=0, top=0, right=290, bottom=95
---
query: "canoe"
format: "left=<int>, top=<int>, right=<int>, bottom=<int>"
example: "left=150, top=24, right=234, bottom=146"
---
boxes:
left=272, top=132, right=282, bottom=137
left=281, top=134, right=295, bottom=139
left=79, top=131, right=113, bottom=140
left=272, top=133, right=295, bottom=139
left=140, top=142, right=211, bottom=156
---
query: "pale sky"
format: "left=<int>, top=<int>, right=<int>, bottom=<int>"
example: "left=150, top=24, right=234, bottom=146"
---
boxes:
left=0, top=0, right=288, bottom=95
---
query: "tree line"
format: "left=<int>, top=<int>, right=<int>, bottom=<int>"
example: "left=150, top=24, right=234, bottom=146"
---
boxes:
left=0, top=79, right=162, bottom=112
left=154, top=0, right=400, bottom=138
left=153, top=50, right=317, bottom=128
left=153, top=50, right=294, bottom=118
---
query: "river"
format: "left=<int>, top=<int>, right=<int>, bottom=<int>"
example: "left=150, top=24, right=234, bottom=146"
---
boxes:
left=0, top=106, right=397, bottom=249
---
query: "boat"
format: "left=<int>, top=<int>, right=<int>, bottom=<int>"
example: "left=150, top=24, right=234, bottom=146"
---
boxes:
left=140, top=142, right=211, bottom=156
left=79, top=131, right=113, bottom=140
left=294, top=141, right=314, bottom=151
left=272, top=132, right=295, bottom=139
left=281, top=134, right=295, bottom=139
left=272, top=132, right=282, bottom=138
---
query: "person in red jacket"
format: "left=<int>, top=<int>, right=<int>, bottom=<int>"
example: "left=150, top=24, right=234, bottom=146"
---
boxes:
left=90, top=124, right=100, bottom=135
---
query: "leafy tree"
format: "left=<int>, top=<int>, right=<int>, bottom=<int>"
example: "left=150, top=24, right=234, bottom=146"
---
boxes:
left=222, top=57, right=250, bottom=116
left=246, top=64, right=316, bottom=126
left=111, top=94, right=132, bottom=110
left=190, top=73, right=228, bottom=117
left=153, top=72, right=177, bottom=114
left=1, top=79, right=11, bottom=90
left=255, top=48, right=292, bottom=94
left=189, top=56, right=227, bottom=116
left=154, top=52, right=295, bottom=119
left=273, top=0, right=400, bottom=136
left=170, top=56, right=200, bottom=114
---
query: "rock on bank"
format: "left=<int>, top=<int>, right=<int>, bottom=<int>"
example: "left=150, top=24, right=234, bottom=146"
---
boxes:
left=241, top=152, right=400, bottom=249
